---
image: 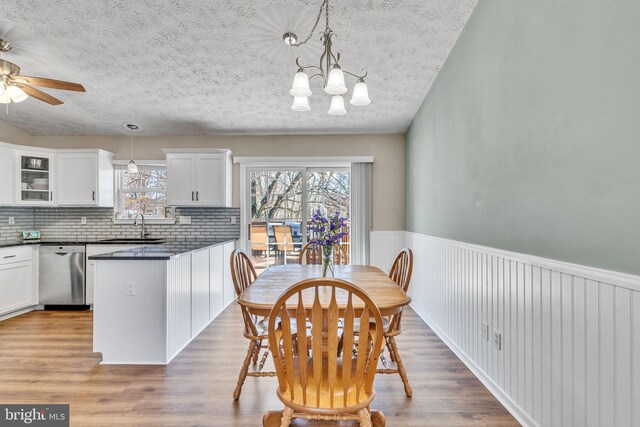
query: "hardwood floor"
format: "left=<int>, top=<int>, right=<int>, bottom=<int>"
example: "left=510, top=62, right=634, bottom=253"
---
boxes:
left=0, top=305, right=519, bottom=426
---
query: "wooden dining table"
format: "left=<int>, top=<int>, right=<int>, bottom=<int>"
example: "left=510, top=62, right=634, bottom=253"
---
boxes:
left=237, top=264, right=411, bottom=316
left=240, top=264, right=409, bottom=427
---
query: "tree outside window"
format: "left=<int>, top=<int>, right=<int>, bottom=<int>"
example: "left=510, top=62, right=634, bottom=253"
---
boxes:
left=115, top=167, right=167, bottom=219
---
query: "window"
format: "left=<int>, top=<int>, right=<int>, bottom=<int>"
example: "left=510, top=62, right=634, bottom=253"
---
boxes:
left=247, top=167, right=350, bottom=271
left=114, top=166, right=168, bottom=219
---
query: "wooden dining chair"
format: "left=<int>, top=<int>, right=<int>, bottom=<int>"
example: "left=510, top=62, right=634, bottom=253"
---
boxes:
left=377, top=248, right=414, bottom=397
left=262, top=278, right=386, bottom=427
left=230, top=249, right=278, bottom=400
left=298, top=242, right=347, bottom=265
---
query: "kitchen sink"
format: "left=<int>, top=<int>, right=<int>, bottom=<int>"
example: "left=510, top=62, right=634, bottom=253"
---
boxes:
left=99, top=238, right=166, bottom=244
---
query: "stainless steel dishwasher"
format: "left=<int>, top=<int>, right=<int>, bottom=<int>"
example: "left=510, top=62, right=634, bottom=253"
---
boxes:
left=39, top=245, right=86, bottom=306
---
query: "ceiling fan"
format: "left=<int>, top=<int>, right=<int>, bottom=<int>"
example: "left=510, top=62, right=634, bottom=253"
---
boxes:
left=0, top=38, right=85, bottom=105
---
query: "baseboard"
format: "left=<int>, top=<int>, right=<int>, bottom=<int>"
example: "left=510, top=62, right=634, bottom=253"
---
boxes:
left=0, top=306, right=36, bottom=322
left=410, top=303, right=535, bottom=427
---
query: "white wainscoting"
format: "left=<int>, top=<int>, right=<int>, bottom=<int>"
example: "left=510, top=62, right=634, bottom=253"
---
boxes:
left=370, top=230, right=640, bottom=427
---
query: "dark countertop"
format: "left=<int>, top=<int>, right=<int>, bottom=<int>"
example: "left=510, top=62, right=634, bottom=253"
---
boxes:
left=88, top=240, right=236, bottom=261
left=0, top=239, right=167, bottom=249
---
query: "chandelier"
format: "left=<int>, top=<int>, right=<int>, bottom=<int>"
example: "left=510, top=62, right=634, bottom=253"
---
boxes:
left=284, top=0, right=370, bottom=115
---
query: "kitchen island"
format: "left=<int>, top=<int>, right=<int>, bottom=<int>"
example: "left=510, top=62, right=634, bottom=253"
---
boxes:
left=90, top=240, right=236, bottom=364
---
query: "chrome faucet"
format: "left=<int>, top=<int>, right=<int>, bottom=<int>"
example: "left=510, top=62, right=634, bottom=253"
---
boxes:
left=133, top=213, right=147, bottom=239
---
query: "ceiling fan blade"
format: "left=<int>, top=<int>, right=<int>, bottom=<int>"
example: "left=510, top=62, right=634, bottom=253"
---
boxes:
left=10, top=75, right=85, bottom=92
left=19, top=84, right=64, bottom=105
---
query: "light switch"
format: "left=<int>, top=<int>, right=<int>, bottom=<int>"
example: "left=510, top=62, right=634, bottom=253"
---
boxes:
left=230, top=216, right=237, bottom=224
left=81, top=217, right=87, bottom=225
left=179, top=216, right=191, bottom=225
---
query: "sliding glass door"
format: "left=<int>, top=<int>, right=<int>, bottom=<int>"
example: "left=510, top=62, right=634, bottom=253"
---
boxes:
left=245, top=167, right=350, bottom=272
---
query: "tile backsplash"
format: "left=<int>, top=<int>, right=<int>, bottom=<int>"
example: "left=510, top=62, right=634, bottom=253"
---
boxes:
left=0, top=207, right=34, bottom=243
left=0, top=206, right=240, bottom=244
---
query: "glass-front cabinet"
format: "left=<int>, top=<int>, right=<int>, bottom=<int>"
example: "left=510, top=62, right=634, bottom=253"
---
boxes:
left=14, top=150, right=55, bottom=205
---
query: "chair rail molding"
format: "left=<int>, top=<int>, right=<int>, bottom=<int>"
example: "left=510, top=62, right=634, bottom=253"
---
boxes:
left=369, top=230, right=640, bottom=427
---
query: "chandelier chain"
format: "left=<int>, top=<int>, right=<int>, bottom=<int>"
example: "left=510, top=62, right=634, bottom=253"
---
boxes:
left=291, top=0, right=329, bottom=47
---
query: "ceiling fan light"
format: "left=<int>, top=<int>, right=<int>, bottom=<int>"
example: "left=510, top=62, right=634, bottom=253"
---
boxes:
left=325, top=66, right=347, bottom=95
left=7, top=85, right=28, bottom=103
left=291, top=96, right=310, bottom=112
left=350, top=80, right=371, bottom=106
left=0, top=90, right=10, bottom=104
left=127, top=160, right=139, bottom=173
left=328, top=95, right=347, bottom=116
left=290, top=70, right=311, bottom=97
left=0, top=83, right=4, bottom=96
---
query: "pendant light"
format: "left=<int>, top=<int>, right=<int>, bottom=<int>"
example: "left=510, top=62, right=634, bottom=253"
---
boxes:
left=283, top=0, right=370, bottom=115
left=124, top=123, right=140, bottom=173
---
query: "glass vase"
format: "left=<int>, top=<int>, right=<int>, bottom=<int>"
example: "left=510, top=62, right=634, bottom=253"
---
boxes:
left=322, top=252, right=335, bottom=278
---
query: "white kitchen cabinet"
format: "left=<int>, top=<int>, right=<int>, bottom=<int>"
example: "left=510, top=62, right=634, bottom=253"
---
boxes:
left=56, top=150, right=115, bottom=207
left=191, top=248, right=210, bottom=336
left=0, top=144, right=13, bottom=205
left=85, top=244, right=145, bottom=305
left=222, top=242, right=235, bottom=307
left=0, top=246, right=35, bottom=317
left=166, top=153, right=196, bottom=205
left=209, top=244, right=225, bottom=321
left=14, top=149, right=56, bottom=206
left=164, top=149, right=232, bottom=207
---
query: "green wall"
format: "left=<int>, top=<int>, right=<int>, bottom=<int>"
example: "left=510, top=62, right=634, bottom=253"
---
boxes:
left=405, top=0, right=640, bottom=275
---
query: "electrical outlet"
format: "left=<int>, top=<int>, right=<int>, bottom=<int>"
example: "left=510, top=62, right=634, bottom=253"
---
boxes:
left=126, top=281, right=136, bottom=296
left=230, top=216, right=237, bottom=224
left=8, top=217, right=15, bottom=225
left=482, top=323, right=489, bottom=341
left=80, top=217, right=87, bottom=225
left=179, top=215, right=191, bottom=225
left=494, top=331, right=502, bottom=350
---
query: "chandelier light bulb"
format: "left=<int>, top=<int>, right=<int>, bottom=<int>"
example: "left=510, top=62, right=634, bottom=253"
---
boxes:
left=7, top=85, right=28, bottom=103
left=328, top=95, right=347, bottom=116
left=350, top=79, right=371, bottom=106
left=290, top=69, right=311, bottom=97
left=291, top=96, right=310, bottom=112
left=325, top=65, right=347, bottom=95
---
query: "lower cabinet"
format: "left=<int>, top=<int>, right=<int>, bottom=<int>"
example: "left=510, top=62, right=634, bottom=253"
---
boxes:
left=209, top=244, right=225, bottom=321
left=0, top=246, right=37, bottom=317
left=189, top=242, right=235, bottom=335
left=222, top=242, right=235, bottom=307
left=191, top=248, right=210, bottom=336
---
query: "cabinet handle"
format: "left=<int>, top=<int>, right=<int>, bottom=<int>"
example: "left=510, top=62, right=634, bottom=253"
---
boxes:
left=3, top=255, right=16, bottom=259
left=247, top=224, right=251, bottom=239
left=50, top=191, right=53, bottom=201
left=196, top=191, right=199, bottom=201
left=192, top=191, right=195, bottom=201
left=92, top=190, right=96, bottom=201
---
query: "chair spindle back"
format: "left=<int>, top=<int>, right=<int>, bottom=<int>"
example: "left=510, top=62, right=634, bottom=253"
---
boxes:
left=299, top=243, right=347, bottom=266
left=268, top=278, right=383, bottom=409
left=230, top=249, right=260, bottom=338
left=387, top=248, right=413, bottom=333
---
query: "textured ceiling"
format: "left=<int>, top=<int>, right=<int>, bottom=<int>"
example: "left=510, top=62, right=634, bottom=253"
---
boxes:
left=1, top=0, right=477, bottom=136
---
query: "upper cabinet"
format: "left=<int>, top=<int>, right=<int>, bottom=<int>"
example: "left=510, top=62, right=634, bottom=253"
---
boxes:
left=56, top=150, right=115, bottom=207
left=0, top=142, right=115, bottom=208
left=14, top=149, right=56, bottom=206
left=0, top=145, right=13, bottom=205
left=164, top=150, right=232, bottom=207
